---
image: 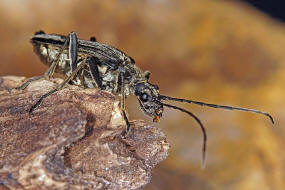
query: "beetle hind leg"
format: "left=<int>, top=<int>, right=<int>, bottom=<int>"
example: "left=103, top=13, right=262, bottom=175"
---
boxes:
left=11, top=32, right=78, bottom=93
left=13, top=76, right=45, bottom=92
left=29, top=59, right=87, bottom=113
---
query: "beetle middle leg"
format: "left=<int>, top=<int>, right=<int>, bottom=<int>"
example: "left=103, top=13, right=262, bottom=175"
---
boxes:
left=86, top=57, right=102, bottom=88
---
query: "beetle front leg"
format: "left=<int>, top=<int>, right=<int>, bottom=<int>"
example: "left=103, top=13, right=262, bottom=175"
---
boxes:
left=119, top=73, right=131, bottom=136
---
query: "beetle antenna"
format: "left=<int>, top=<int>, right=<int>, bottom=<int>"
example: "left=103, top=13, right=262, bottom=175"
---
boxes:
left=159, top=95, right=274, bottom=124
left=162, top=103, right=207, bottom=168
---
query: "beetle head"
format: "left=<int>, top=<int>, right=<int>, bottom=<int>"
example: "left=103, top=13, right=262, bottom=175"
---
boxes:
left=134, top=82, right=163, bottom=122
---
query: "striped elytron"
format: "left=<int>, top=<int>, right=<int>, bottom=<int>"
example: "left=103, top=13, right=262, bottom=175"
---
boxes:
left=15, top=31, right=274, bottom=166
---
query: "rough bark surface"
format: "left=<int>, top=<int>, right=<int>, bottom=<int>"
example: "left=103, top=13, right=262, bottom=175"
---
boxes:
left=0, top=76, right=169, bottom=190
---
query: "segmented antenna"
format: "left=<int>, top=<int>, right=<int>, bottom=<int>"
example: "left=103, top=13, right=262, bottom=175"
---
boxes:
left=163, top=103, right=207, bottom=168
left=159, top=95, right=274, bottom=124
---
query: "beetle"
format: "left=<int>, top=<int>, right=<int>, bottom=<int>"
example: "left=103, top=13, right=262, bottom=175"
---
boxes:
left=14, top=31, right=274, bottom=166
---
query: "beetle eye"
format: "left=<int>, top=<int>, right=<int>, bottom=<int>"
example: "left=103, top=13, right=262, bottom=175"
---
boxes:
left=140, top=93, right=149, bottom=102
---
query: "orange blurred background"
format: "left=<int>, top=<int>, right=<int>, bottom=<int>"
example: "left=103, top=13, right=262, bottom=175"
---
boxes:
left=0, top=0, right=284, bottom=189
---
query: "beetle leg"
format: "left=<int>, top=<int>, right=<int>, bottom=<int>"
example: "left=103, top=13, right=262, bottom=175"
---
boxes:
left=119, top=73, right=131, bottom=136
left=45, top=32, right=79, bottom=78
left=29, top=59, right=86, bottom=114
left=13, top=76, right=45, bottom=92
left=69, top=32, right=79, bottom=72
left=12, top=32, right=77, bottom=92
left=86, top=57, right=102, bottom=88
left=90, top=36, right=97, bottom=42
left=44, top=33, right=71, bottom=78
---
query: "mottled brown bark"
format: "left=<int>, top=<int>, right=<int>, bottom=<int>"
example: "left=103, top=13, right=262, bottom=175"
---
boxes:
left=0, top=76, right=169, bottom=190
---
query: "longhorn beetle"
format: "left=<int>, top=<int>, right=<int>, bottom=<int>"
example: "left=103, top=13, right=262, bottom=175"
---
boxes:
left=14, top=31, right=274, bottom=167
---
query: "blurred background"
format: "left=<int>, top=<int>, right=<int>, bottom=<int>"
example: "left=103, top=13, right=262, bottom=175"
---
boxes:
left=0, top=0, right=284, bottom=189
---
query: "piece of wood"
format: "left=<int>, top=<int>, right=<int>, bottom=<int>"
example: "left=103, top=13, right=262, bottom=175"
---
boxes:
left=0, top=76, right=169, bottom=190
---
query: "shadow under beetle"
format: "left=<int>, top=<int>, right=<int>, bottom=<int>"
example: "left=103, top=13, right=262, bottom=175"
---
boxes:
left=15, top=31, right=274, bottom=167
